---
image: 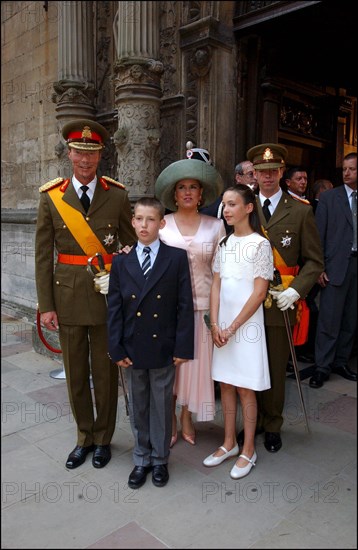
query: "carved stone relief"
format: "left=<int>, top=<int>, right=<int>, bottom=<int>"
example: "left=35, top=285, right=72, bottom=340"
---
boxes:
left=52, top=81, right=96, bottom=110
left=95, top=2, right=115, bottom=113
left=115, top=103, right=161, bottom=197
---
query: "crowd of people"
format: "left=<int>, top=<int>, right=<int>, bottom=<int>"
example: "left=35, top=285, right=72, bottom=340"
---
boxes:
left=35, top=119, right=357, bottom=488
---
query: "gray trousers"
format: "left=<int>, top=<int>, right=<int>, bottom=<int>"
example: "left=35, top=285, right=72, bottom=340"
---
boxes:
left=315, top=256, right=357, bottom=374
left=125, top=365, right=175, bottom=466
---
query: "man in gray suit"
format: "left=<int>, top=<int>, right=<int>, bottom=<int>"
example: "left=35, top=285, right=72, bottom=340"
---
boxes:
left=310, top=152, right=357, bottom=388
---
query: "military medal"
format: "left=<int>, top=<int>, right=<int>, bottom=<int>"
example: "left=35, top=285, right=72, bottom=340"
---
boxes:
left=281, top=236, right=292, bottom=248
left=103, top=233, right=114, bottom=246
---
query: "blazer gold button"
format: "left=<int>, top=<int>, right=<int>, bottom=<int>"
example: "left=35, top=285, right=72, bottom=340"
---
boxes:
left=153, top=313, right=158, bottom=318
left=56, top=281, right=60, bottom=285
left=157, top=295, right=161, bottom=299
left=152, top=334, right=157, bottom=338
left=62, top=224, right=66, bottom=229
left=108, top=223, right=112, bottom=228
left=136, top=312, right=142, bottom=317
left=131, top=294, right=136, bottom=299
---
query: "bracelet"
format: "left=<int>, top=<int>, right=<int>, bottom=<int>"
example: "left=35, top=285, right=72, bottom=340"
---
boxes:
left=227, top=327, right=236, bottom=337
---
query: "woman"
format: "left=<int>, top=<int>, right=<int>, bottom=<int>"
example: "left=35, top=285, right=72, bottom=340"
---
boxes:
left=203, top=185, right=273, bottom=478
left=155, top=147, right=225, bottom=446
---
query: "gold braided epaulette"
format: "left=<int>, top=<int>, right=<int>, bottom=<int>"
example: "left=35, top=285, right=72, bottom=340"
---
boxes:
left=39, top=177, right=64, bottom=193
left=101, top=176, right=126, bottom=190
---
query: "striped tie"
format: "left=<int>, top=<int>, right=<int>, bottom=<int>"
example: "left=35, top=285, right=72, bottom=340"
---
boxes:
left=141, top=246, right=152, bottom=279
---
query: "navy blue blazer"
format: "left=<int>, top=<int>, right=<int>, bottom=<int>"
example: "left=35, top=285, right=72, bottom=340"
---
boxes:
left=315, top=185, right=354, bottom=286
left=107, top=241, right=194, bottom=369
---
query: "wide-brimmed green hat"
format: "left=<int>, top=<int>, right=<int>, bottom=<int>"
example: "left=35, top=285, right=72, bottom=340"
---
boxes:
left=155, top=158, right=223, bottom=211
left=247, top=143, right=288, bottom=170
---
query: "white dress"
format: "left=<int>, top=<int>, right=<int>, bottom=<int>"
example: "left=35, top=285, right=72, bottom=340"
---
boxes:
left=211, top=232, right=273, bottom=390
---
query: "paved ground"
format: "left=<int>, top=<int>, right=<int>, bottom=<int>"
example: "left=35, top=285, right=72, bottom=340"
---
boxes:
left=1, top=311, right=357, bottom=549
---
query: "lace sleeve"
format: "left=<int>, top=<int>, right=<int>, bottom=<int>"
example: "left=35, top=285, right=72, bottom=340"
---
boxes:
left=212, top=245, right=221, bottom=273
left=254, top=239, right=274, bottom=280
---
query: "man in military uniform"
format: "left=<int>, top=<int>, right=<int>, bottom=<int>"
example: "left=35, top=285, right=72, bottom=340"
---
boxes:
left=237, top=143, right=324, bottom=453
left=35, top=119, right=136, bottom=469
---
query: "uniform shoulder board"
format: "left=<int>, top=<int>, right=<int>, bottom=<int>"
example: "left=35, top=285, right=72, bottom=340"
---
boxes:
left=101, top=175, right=126, bottom=190
left=39, top=177, right=64, bottom=193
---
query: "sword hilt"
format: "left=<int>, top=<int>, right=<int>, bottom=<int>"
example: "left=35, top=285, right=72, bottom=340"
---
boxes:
left=274, top=268, right=282, bottom=286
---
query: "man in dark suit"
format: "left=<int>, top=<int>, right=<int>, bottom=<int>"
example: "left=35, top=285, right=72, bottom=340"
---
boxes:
left=35, top=119, right=136, bottom=470
left=237, top=143, right=324, bottom=453
left=107, top=197, right=194, bottom=489
left=200, top=159, right=258, bottom=233
left=309, top=153, right=357, bottom=388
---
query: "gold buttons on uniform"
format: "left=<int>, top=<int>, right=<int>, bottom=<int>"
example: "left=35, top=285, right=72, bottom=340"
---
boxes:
left=136, top=312, right=142, bottom=317
left=86, top=216, right=90, bottom=221
left=131, top=294, right=136, bottom=299
left=56, top=281, right=60, bottom=285
left=153, top=313, right=158, bottom=318
left=152, top=334, right=157, bottom=338
left=108, top=223, right=112, bottom=228
left=156, top=295, right=161, bottom=299
left=62, top=224, right=66, bottom=229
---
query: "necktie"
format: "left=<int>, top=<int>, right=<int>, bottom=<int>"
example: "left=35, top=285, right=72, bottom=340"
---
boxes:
left=80, top=185, right=90, bottom=213
left=262, top=198, right=271, bottom=222
left=141, top=246, right=152, bottom=278
left=352, top=190, right=357, bottom=251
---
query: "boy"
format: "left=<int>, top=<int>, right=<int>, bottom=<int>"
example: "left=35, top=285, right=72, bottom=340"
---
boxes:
left=107, top=197, right=194, bottom=488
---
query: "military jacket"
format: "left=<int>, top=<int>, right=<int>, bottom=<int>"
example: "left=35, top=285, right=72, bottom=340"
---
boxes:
left=257, top=192, right=324, bottom=326
left=35, top=176, right=136, bottom=325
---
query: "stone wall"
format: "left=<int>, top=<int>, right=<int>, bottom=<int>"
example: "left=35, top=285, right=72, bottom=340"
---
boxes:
left=1, top=1, right=61, bottom=325
left=1, top=1, right=60, bottom=210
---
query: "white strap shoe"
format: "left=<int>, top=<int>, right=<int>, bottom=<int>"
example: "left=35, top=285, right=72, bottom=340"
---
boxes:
left=230, top=451, right=257, bottom=479
left=203, top=444, right=239, bottom=467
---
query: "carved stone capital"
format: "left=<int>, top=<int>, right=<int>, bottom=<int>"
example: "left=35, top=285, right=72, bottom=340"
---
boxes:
left=113, top=58, right=163, bottom=87
left=52, top=80, right=97, bottom=105
left=52, top=80, right=97, bottom=121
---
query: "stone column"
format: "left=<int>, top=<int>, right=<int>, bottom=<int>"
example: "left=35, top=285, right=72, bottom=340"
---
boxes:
left=113, top=1, right=163, bottom=200
left=52, top=1, right=96, bottom=123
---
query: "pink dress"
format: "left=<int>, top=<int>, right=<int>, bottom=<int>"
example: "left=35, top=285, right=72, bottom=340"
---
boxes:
left=159, top=213, right=226, bottom=421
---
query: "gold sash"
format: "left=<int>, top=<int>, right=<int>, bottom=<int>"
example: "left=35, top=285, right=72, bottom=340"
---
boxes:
left=48, top=186, right=111, bottom=271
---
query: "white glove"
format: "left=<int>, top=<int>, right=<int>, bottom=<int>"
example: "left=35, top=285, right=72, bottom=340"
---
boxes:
left=93, top=273, right=110, bottom=295
left=269, top=287, right=300, bottom=311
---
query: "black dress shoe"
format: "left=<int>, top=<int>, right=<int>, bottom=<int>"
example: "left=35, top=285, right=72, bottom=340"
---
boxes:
left=92, top=445, right=111, bottom=468
left=152, top=464, right=169, bottom=487
left=128, top=466, right=152, bottom=489
left=237, top=427, right=264, bottom=447
left=65, top=445, right=95, bottom=469
left=264, top=432, right=282, bottom=453
left=309, top=371, right=329, bottom=388
left=332, top=365, right=357, bottom=381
